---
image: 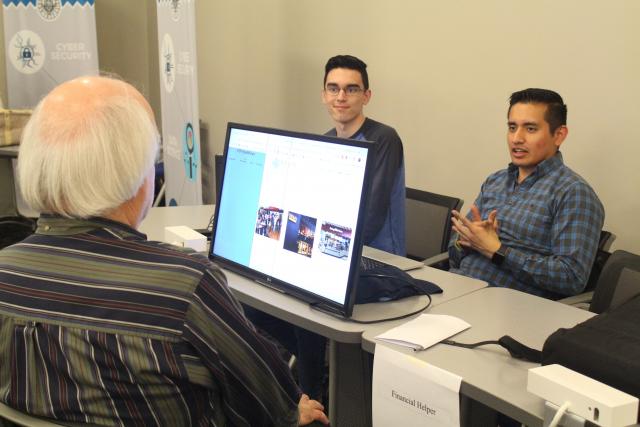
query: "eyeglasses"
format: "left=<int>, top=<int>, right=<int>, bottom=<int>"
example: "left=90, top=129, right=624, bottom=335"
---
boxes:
left=324, top=84, right=364, bottom=97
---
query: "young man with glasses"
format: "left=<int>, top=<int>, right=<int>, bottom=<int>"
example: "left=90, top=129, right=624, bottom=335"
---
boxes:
left=245, top=56, right=408, bottom=405
left=322, top=55, right=406, bottom=256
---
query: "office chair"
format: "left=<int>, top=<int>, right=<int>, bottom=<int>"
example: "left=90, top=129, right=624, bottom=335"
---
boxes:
left=404, top=187, right=463, bottom=267
left=0, top=402, right=62, bottom=426
left=559, top=230, right=616, bottom=309
left=214, top=154, right=224, bottom=201
left=589, top=249, right=640, bottom=314
left=0, top=216, right=36, bottom=249
left=583, top=230, right=616, bottom=292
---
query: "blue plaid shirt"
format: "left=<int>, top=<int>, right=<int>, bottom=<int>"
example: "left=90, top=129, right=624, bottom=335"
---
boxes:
left=449, top=152, right=604, bottom=299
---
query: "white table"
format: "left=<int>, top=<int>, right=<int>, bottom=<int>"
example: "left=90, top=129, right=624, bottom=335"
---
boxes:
left=0, top=145, right=20, bottom=158
left=138, top=204, right=214, bottom=241
left=139, top=204, right=488, bottom=426
left=362, top=287, right=596, bottom=426
left=225, top=267, right=487, bottom=426
left=0, top=145, right=20, bottom=216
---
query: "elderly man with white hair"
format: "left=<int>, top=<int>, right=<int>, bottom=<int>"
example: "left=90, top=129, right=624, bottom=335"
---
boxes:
left=0, top=76, right=328, bottom=427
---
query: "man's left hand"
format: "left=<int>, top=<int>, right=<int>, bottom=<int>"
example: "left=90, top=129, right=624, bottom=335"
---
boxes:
left=452, top=205, right=501, bottom=259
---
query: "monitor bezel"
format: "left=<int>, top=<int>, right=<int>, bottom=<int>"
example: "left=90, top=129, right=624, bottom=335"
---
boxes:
left=209, top=122, right=375, bottom=318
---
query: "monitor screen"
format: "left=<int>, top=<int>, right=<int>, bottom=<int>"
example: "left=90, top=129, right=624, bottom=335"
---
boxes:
left=209, top=123, right=374, bottom=317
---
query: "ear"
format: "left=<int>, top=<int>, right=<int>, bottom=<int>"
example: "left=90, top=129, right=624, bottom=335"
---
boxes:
left=362, top=89, right=372, bottom=106
left=553, top=125, right=568, bottom=148
left=321, top=88, right=329, bottom=105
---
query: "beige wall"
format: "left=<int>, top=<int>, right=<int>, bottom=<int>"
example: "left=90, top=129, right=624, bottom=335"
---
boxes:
left=195, top=0, right=640, bottom=253
left=95, top=0, right=160, bottom=125
left=0, top=9, right=6, bottom=106
left=2, top=1, right=638, bottom=253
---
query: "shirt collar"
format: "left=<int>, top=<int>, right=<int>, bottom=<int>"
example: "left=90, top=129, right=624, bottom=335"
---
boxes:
left=350, top=117, right=371, bottom=139
left=507, top=151, right=564, bottom=181
left=36, top=215, right=146, bottom=240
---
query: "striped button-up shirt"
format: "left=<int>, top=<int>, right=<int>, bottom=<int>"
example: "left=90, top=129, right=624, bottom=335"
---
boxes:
left=0, top=216, right=300, bottom=426
left=449, top=152, right=604, bottom=299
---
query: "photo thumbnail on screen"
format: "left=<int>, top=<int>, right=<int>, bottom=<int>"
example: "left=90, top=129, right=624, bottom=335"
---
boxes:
left=283, top=212, right=317, bottom=258
left=255, top=207, right=284, bottom=240
left=319, top=222, right=352, bottom=260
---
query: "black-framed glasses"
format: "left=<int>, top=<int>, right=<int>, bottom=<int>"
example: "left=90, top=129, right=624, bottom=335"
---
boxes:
left=324, top=84, right=364, bottom=97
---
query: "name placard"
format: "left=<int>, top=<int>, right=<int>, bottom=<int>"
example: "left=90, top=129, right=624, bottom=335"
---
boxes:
left=372, top=344, right=462, bottom=426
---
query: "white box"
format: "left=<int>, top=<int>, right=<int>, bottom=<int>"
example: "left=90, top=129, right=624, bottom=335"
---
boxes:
left=164, top=226, right=207, bottom=252
left=527, top=364, right=639, bottom=427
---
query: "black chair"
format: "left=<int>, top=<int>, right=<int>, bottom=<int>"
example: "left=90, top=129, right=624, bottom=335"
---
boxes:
left=589, top=249, right=640, bottom=314
left=214, top=154, right=224, bottom=201
left=582, top=230, right=616, bottom=292
left=0, top=216, right=36, bottom=249
left=404, top=187, right=463, bottom=266
left=560, top=230, right=616, bottom=309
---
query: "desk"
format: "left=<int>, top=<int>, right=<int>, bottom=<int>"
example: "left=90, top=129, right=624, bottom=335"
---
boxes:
left=138, top=204, right=214, bottom=241
left=0, top=145, right=20, bottom=158
left=0, top=145, right=38, bottom=217
left=0, top=145, right=19, bottom=216
left=226, top=266, right=486, bottom=426
left=362, top=287, right=596, bottom=426
left=139, top=205, right=487, bottom=426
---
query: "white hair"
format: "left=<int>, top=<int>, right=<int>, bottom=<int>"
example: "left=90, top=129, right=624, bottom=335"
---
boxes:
left=17, top=85, right=159, bottom=218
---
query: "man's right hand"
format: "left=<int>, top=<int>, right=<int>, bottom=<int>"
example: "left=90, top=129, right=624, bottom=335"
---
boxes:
left=452, top=205, right=501, bottom=259
left=298, top=394, right=329, bottom=425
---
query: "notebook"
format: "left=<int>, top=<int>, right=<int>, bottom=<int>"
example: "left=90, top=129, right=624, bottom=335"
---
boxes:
left=209, top=122, right=375, bottom=317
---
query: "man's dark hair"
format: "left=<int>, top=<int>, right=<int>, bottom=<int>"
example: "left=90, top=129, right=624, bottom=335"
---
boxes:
left=324, top=55, right=369, bottom=90
left=508, top=88, right=567, bottom=134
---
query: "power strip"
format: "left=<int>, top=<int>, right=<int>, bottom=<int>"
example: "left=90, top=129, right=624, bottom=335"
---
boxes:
left=543, top=401, right=590, bottom=427
left=164, top=225, right=207, bottom=252
left=528, top=364, right=638, bottom=427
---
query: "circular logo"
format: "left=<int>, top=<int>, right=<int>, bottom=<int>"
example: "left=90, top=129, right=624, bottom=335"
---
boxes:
left=9, top=30, right=45, bottom=75
left=161, top=34, right=175, bottom=93
left=170, top=0, right=182, bottom=22
left=183, top=122, right=199, bottom=182
left=37, top=0, right=61, bottom=21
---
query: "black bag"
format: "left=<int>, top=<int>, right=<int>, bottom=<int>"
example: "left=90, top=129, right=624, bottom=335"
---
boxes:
left=355, top=264, right=442, bottom=304
left=542, top=295, right=640, bottom=399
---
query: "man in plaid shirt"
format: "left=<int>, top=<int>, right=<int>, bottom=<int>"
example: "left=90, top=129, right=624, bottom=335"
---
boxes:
left=449, top=88, right=604, bottom=300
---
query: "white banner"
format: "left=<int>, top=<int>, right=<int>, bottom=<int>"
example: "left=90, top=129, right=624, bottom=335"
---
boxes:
left=3, top=0, right=98, bottom=108
left=156, top=0, right=202, bottom=206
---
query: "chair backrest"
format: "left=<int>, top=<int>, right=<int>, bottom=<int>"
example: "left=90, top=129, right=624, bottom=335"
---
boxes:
left=582, top=230, right=616, bottom=292
left=214, top=154, right=224, bottom=201
left=0, top=216, right=36, bottom=249
left=589, top=249, right=640, bottom=314
left=404, top=187, right=463, bottom=261
left=0, top=402, right=62, bottom=426
left=599, top=230, right=615, bottom=252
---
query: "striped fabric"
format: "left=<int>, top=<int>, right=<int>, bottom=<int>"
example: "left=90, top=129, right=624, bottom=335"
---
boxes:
left=0, top=216, right=300, bottom=426
left=449, top=152, right=605, bottom=299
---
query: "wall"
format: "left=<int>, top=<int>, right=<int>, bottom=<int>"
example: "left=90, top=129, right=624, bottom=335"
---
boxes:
left=0, top=8, right=6, bottom=105
left=95, top=0, right=160, bottom=125
left=0, top=1, right=160, bottom=121
left=195, top=0, right=640, bottom=253
left=2, top=1, right=638, bottom=253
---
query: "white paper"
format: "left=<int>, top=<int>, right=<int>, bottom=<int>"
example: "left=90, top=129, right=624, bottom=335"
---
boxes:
left=375, top=314, right=471, bottom=351
left=373, top=344, right=463, bottom=427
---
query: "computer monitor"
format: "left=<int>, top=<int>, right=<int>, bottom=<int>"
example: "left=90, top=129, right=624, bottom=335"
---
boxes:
left=209, top=122, right=374, bottom=317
